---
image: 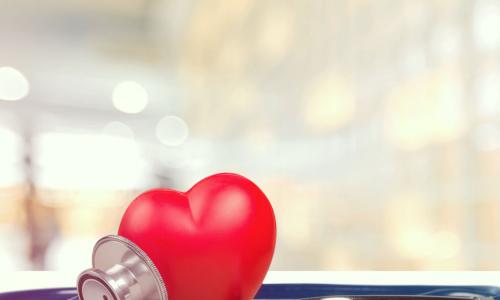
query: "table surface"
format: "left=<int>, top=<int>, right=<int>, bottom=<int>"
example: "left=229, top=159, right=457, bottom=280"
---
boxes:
left=1, top=271, right=500, bottom=293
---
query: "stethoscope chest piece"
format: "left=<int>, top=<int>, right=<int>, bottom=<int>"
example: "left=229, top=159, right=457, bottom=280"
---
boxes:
left=77, top=235, right=167, bottom=300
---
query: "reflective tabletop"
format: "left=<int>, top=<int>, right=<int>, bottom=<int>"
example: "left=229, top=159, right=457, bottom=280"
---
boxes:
left=0, top=284, right=499, bottom=300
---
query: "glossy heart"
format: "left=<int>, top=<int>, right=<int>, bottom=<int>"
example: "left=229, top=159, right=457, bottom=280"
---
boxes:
left=118, top=173, right=276, bottom=300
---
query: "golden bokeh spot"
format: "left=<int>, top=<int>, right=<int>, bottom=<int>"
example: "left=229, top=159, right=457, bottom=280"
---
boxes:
left=385, top=66, right=466, bottom=150
left=303, top=74, right=356, bottom=133
left=255, top=5, right=295, bottom=63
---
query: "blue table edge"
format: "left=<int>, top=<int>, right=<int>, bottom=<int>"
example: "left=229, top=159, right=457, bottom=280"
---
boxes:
left=1, top=284, right=500, bottom=299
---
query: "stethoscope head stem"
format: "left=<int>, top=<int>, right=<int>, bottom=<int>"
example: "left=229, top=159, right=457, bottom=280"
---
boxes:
left=77, top=235, right=167, bottom=300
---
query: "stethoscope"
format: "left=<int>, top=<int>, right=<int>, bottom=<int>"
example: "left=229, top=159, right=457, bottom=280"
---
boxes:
left=75, top=236, right=493, bottom=300
left=0, top=288, right=493, bottom=300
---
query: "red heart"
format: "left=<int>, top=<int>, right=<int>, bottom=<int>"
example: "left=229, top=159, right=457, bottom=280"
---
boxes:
left=118, top=173, right=276, bottom=300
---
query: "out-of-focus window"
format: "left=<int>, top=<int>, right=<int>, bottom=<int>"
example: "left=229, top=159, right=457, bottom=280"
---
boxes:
left=1, top=0, right=500, bottom=271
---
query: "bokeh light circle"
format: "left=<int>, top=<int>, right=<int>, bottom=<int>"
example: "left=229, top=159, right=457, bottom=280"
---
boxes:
left=112, top=81, right=148, bottom=114
left=0, top=66, right=30, bottom=101
left=155, top=115, right=189, bottom=146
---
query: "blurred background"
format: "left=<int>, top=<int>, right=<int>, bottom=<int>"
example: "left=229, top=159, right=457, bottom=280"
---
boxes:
left=1, top=0, right=500, bottom=272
